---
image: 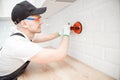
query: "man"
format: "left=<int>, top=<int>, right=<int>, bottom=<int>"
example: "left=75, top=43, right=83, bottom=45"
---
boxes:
left=0, top=1, right=70, bottom=80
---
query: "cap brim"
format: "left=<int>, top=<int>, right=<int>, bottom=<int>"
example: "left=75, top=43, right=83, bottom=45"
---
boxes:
left=31, top=7, right=47, bottom=15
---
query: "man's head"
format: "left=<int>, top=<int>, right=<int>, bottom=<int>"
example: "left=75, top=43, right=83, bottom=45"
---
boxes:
left=11, top=1, right=47, bottom=33
left=11, top=1, right=46, bottom=24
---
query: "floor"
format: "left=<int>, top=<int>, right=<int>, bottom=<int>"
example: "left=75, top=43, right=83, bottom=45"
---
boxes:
left=18, top=56, right=116, bottom=80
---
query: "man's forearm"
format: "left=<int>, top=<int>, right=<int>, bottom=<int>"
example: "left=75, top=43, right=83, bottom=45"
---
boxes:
left=58, top=36, right=69, bottom=54
left=32, top=32, right=60, bottom=43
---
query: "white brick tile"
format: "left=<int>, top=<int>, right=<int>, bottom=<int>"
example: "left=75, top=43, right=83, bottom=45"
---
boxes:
left=90, top=57, right=120, bottom=79
left=104, top=48, right=120, bottom=65
left=69, top=39, right=104, bottom=59
left=89, top=45, right=105, bottom=59
left=92, top=32, right=120, bottom=49
left=69, top=52, right=93, bottom=66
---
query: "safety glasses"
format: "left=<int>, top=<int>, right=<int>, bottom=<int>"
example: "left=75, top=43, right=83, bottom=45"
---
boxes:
left=25, top=17, right=41, bottom=22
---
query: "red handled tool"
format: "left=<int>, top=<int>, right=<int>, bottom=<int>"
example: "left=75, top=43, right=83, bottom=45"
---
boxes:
left=69, top=21, right=82, bottom=34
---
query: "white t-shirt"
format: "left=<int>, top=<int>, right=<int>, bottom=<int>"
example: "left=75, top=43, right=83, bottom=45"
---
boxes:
left=0, top=31, right=42, bottom=76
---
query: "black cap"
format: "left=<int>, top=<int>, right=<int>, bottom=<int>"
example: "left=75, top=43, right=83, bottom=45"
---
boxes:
left=11, top=1, right=47, bottom=24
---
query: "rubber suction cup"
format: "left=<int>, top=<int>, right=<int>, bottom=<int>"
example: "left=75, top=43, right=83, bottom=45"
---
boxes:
left=70, top=21, right=82, bottom=34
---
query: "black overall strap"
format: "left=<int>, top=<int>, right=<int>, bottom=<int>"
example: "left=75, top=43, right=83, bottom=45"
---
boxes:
left=0, top=33, right=25, bottom=51
left=11, top=33, right=32, bottom=41
left=0, top=33, right=30, bottom=80
left=10, top=33, right=25, bottom=38
left=0, top=61, right=30, bottom=80
left=0, top=47, right=2, bottom=51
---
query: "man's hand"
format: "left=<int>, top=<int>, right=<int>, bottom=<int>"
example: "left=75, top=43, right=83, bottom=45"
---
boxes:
left=63, top=25, right=71, bottom=36
left=58, top=25, right=71, bottom=36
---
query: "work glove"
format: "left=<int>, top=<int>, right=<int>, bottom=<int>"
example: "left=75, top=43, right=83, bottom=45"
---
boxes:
left=63, top=25, right=71, bottom=36
left=57, top=24, right=71, bottom=36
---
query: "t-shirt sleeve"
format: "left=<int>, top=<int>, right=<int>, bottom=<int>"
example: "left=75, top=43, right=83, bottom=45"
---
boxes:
left=7, top=38, right=42, bottom=62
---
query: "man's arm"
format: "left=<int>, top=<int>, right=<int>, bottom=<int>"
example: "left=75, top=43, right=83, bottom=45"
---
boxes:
left=32, top=32, right=60, bottom=43
left=30, top=36, right=69, bottom=64
left=30, top=26, right=70, bottom=64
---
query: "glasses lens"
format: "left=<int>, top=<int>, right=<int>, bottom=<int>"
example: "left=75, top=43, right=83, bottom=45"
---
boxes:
left=25, top=17, right=40, bottom=22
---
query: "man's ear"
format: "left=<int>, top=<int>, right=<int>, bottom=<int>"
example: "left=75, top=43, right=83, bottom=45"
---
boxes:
left=21, top=20, right=28, bottom=28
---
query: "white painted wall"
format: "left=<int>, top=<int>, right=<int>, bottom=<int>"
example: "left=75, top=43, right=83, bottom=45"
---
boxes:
left=0, top=0, right=24, bottom=17
left=0, top=20, right=14, bottom=46
left=43, top=0, right=120, bottom=80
